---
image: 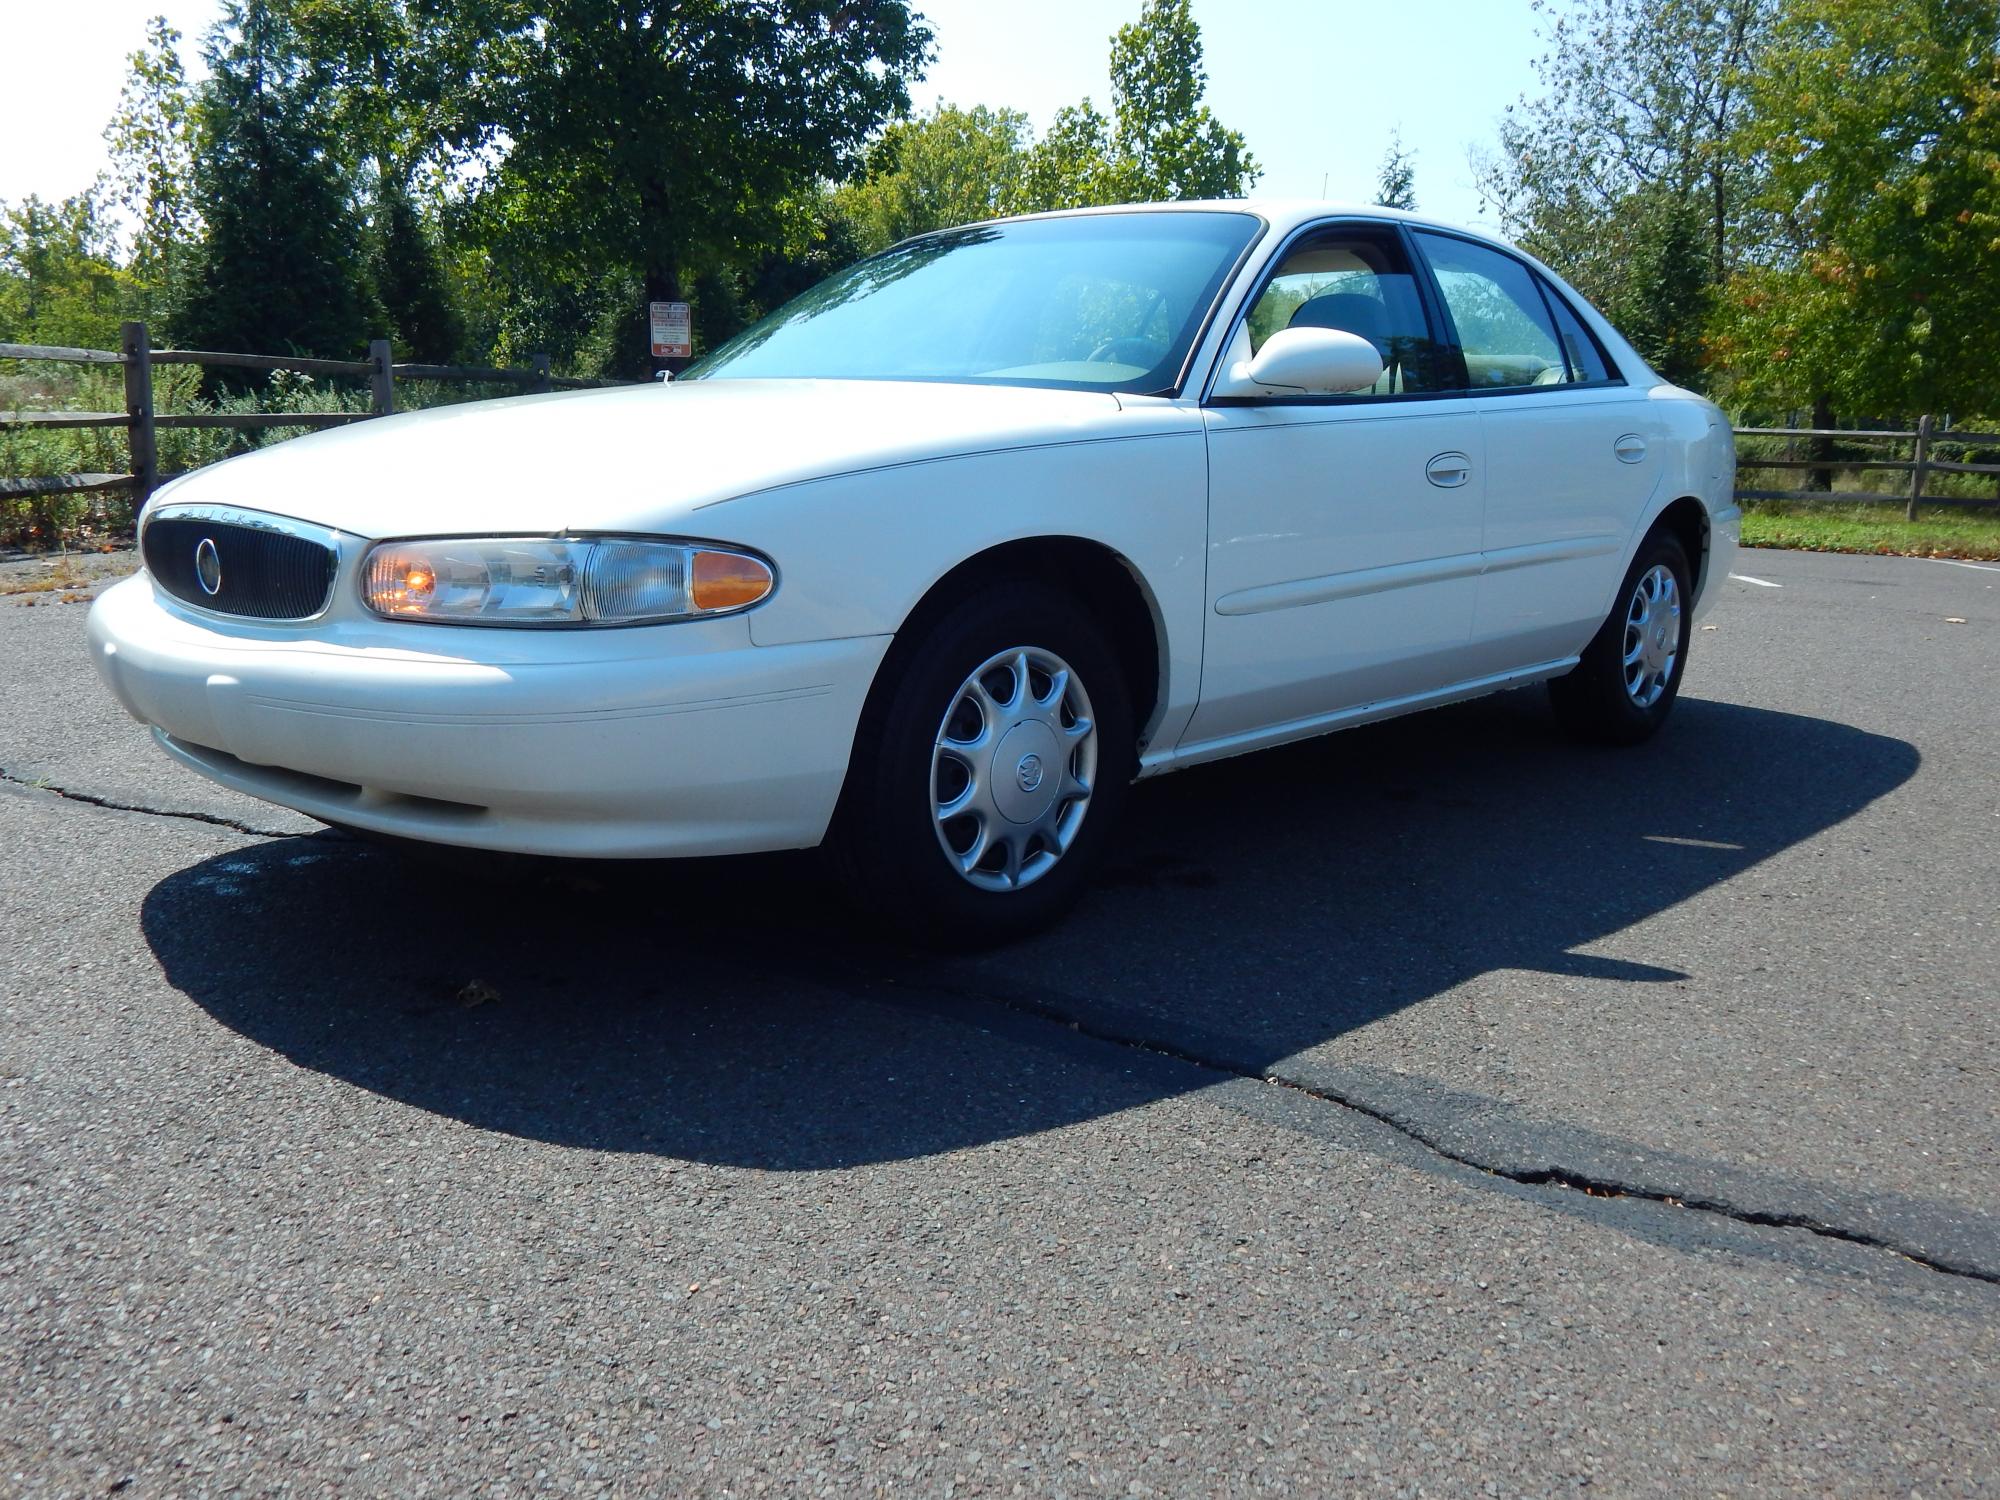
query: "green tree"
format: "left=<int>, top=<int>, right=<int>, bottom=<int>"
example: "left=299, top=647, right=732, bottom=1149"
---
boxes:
left=1104, top=0, right=1258, bottom=200
left=1620, top=192, right=1711, bottom=390
left=1474, top=0, right=1773, bottom=388
left=1710, top=0, right=2000, bottom=420
left=276, top=0, right=469, bottom=180
left=833, top=104, right=1032, bottom=255
left=371, top=175, right=462, bottom=361
left=449, top=0, right=932, bottom=374
left=243, top=1, right=470, bottom=362
left=172, top=0, right=381, bottom=359
left=744, top=192, right=870, bottom=314
left=1012, top=101, right=1124, bottom=212
left=1014, top=0, right=1259, bottom=211
left=0, top=193, right=128, bottom=349
left=103, top=17, right=200, bottom=311
left=1374, top=129, right=1416, bottom=211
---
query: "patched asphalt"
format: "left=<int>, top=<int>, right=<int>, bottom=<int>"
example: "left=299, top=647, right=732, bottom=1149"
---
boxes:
left=2, top=548, right=1996, bottom=1496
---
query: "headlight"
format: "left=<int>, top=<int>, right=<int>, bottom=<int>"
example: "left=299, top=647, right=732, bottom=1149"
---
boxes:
left=360, top=537, right=774, bottom=626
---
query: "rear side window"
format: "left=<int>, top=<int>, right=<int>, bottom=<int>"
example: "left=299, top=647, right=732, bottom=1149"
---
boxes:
left=1538, top=278, right=1616, bottom=383
left=1412, top=230, right=1569, bottom=392
left=1241, top=225, right=1455, bottom=396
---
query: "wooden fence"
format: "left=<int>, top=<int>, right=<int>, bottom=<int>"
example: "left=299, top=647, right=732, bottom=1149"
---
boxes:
left=6, top=337, right=1997, bottom=526
left=1734, top=418, right=2000, bottom=519
left=0, top=320, right=624, bottom=512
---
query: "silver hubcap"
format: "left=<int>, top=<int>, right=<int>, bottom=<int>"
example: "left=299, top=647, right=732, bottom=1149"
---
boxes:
left=931, top=646, right=1097, bottom=891
left=1623, top=564, right=1682, bottom=708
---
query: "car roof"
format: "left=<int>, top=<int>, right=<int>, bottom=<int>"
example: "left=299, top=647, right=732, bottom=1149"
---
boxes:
left=978, top=197, right=1510, bottom=251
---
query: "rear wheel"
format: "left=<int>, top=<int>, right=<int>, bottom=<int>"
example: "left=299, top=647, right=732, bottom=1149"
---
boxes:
left=829, top=581, right=1134, bottom=946
left=1548, top=531, right=1694, bottom=746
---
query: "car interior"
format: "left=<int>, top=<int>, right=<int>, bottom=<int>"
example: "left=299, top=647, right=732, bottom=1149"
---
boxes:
left=1245, top=229, right=1621, bottom=396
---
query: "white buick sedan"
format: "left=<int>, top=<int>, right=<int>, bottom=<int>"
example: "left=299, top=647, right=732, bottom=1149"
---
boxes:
left=90, top=201, right=1738, bottom=941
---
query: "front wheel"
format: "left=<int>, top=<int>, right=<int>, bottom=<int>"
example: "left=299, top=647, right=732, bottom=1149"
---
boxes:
left=1548, top=531, right=1694, bottom=746
left=828, top=582, right=1135, bottom=946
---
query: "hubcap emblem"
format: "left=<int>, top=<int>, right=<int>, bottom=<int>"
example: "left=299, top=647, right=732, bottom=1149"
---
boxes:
left=1016, top=753, right=1045, bottom=793
left=194, top=537, right=222, bottom=596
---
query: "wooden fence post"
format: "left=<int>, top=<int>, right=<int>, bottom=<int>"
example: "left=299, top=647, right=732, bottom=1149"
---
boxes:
left=1907, top=413, right=1932, bottom=522
left=121, top=320, right=157, bottom=514
left=530, top=352, right=552, bottom=395
left=369, top=339, right=395, bottom=417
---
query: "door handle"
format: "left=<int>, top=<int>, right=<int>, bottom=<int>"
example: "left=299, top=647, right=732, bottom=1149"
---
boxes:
left=1614, top=433, right=1648, bottom=465
left=1425, top=451, right=1472, bottom=488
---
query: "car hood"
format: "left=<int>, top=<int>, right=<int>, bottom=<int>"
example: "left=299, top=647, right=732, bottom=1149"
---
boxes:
left=153, top=378, right=1134, bottom=539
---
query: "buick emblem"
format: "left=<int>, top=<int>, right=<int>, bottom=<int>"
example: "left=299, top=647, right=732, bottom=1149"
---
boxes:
left=194, top=537, right=222, bottom=596
left=1015, top=753, right=1045, bottom=794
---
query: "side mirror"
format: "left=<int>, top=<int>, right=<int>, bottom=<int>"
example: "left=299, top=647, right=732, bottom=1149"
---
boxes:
left=1212, top=326, right=1385, bottom=399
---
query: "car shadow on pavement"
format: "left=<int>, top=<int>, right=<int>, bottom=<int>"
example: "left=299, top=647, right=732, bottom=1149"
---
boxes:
left=143, top=691, right=1920, bottom=1174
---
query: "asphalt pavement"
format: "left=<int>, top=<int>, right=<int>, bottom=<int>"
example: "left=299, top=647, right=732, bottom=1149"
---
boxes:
left=2, top=547, right=1996, bottom=1496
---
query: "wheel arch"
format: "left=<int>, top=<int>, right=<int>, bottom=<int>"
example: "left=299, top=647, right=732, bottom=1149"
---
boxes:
left=1648, top=494, right=1713, bottom=604
left=861, top=534, right=1169, bottom=755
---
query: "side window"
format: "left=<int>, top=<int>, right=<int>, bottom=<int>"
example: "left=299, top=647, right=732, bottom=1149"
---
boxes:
left=1242, top=228, right=1452, bottom=396
left=1539, top=278, right=1615, bottom=383
left=1412, top=231, right=1568, bottom=391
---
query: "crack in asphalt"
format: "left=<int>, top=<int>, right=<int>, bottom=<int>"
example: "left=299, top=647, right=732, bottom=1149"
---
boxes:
left=0, top=768, right=320, bottom=840
left=888, top=975, right=2000, bottom=1287
left=6, top=769, right=1990, bottom=1286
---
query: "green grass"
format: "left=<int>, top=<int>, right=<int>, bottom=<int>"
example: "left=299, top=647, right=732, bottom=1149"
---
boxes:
left=1740, top=502, right=2000, bottom=561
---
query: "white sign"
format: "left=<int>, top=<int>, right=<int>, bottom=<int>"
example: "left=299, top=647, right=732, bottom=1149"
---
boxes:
left=649, top=301, right=691, bottom=359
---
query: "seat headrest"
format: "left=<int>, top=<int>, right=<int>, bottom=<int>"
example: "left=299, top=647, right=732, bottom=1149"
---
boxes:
left=1289, top=292, right=1391, bottom=351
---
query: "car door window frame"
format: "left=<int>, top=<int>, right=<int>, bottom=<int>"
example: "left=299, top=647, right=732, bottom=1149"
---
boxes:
left=1157, top=212, right=1274, bottom=398
left=1405, top=226, right=1629, bottom=397
left=1201, top=216, right=1472, bottom=407
left=1531, top=272, right=1621, bottom=386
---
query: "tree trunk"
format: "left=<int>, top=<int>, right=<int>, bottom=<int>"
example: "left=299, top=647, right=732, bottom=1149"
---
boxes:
left=1805, top=394, right=1836, bottom=493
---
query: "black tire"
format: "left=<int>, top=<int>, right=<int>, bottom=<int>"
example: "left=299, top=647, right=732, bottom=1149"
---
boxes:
left=1548, top=530, right=1694, bottom=746
left=828, top=580, right=1136, bottom=946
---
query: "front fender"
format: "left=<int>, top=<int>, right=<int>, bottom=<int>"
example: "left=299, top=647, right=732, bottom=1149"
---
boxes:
left=691, top=425, right=1211, bottom=748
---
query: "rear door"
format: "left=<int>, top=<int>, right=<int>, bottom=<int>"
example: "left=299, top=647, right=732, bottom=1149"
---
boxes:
left=1409, top=230, right=1666, bottom=673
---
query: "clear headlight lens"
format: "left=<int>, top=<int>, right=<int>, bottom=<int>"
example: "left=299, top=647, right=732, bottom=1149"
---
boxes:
left=361, top=537, right=773, bottom=626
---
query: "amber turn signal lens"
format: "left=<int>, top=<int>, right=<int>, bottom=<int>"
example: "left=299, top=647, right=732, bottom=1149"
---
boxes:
left=690, top=549, right=774, bottom=612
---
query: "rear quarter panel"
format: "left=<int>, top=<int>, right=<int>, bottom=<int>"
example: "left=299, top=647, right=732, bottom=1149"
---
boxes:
left=1637, top=386, right=1740, bottom=616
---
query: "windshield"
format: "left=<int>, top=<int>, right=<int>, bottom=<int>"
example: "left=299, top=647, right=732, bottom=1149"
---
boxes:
left=684, top=211, right=1262, bottom=395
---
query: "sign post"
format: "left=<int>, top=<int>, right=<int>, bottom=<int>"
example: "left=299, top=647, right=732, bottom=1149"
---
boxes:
left=649, top=301, right=692, bottom=372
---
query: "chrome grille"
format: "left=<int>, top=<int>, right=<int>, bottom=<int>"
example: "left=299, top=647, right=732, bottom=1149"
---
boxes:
left=142, top=509, right=338, bottom=620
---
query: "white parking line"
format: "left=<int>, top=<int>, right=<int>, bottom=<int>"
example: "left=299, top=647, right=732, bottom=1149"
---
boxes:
left=1931, top=558, right=2000, bottom=573
left=1729, top=573, right=1783, bottom=587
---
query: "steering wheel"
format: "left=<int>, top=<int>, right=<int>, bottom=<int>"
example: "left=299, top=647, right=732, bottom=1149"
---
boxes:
left=1086, top=336, right=1167, bottom=367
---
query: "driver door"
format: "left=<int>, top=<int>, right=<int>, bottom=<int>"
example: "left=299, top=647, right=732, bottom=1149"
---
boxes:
left=1183, top=222, right=1486, bottom=751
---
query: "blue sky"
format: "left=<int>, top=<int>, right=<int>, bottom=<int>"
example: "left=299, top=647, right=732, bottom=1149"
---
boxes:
left=3, top=0, right=1545, bottom=232
left=914, top=0, right=1545, bottom=228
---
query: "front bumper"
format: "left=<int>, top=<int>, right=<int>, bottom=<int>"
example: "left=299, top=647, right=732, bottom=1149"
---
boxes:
left=88, top=574, right=889, bottom=857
